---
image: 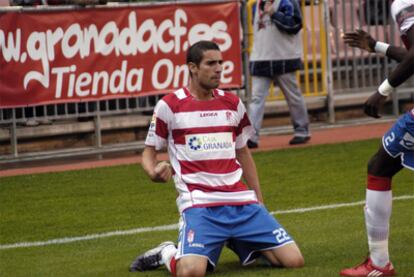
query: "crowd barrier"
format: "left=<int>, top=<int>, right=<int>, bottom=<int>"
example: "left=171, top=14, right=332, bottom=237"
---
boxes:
left=0, top=0, right=412, bottom=162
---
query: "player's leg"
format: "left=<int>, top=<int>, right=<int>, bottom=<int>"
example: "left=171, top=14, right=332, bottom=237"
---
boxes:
left=261, top=241, right=304, bottom=268
left=129, top=242, right=208, bottom=276
left=130, top=206, right=226, bottom=276
left=362, top=146, right=402, bottom=268
left=174, top=207, right=229, bottom=276
left=340, top=118, right=409, bottom=276
left=175, top=256, right=208, bottom=277
left=227, top=204, right=304, bottom=269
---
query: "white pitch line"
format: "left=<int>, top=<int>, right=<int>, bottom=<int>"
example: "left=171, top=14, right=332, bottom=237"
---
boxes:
left=271, top=195, right=413, bottom=215
left=1, top=195, right=413, bottom=250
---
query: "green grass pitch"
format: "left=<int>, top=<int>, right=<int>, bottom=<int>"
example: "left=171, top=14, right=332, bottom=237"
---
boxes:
left=0, top=139, right=413, bottom=276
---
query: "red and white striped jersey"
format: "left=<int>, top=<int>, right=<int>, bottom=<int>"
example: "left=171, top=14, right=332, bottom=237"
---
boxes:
left=391, top=0, right=414, bottom=49
left=145, top=88, right=258, bottom=213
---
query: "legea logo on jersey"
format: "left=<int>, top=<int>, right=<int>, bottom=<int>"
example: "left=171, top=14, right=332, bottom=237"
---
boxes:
left=185, top=132, right=233, bottom=153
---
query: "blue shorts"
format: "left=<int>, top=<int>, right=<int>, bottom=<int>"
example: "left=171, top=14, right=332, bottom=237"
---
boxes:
left=382, top=112, right=414, bottom=171
left=176, top=204, right=294, bottom=268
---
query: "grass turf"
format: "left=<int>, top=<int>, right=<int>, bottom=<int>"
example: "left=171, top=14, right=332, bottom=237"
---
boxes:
left=0, top=139, right=413, bottom=276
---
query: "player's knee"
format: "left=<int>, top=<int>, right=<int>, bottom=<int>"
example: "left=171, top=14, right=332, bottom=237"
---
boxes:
left=176, top=263, right=206, bottom=277
left=280, top=253, right=305, bottom=268
left=265, top=242, right=304, bottom=268
left=367, top=145, right=402, bottom=178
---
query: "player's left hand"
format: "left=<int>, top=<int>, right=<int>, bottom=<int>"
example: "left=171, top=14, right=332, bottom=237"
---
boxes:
left=363, top=91, right=387, bottom=118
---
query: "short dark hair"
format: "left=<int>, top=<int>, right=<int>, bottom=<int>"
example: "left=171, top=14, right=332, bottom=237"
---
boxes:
left=186, top=40, right=220, bottom=66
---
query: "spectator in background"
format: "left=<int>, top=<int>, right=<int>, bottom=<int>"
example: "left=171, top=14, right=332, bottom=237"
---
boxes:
left=247, top=0, right=310, bottom=148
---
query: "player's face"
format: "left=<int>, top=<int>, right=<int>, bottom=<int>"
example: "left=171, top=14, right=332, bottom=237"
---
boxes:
left=193, top=50, right=223, bottom=89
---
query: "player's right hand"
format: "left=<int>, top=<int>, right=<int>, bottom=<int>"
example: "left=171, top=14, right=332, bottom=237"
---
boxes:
left=363, top=91, right=387, bottom=118
left=343, top=29, right=376, bottom=53
left=151, top=161, right=172, bottom=183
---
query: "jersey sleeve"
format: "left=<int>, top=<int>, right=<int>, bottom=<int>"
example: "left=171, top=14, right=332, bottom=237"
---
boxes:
left=235, top=99, right=255, bottom=149
left=144, top=99, right=172, bottom=150
left=392, top=0, right=414, bottom=35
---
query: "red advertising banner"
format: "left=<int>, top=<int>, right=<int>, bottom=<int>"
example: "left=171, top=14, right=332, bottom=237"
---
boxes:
left=0, top=2, right=242, bottom=108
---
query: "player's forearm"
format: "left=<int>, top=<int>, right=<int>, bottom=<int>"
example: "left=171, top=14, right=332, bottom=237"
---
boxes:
left=142, top=146, right=158, bottom=180
left=388, top=48, right=414, bottom=88
left=372, top=41, right=407, bottom=62
left=245, top=175, right=264, bottom=204
left=385, top=45, right=407, bottom=62
left=381, top=28, right=414, bottom=89
left=236, top=147, right=264, bottom=203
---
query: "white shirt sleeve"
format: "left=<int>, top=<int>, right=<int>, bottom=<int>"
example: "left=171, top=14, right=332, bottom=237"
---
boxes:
left=144, top=100, right=172, bottom=150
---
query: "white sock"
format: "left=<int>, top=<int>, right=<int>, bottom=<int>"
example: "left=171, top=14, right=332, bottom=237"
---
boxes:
left=368, top=240, right=389, bottom=267
left=161, top=244, right=177, bottom=272
left=364, top=189, right=392, bottom=267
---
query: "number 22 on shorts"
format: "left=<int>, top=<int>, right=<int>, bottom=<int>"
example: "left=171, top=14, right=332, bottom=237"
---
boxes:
left=273, top=228, right=291, bottom=243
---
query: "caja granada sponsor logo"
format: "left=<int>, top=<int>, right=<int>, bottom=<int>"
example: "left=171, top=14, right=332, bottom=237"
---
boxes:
left=186, top=132, right=233, bottom=153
